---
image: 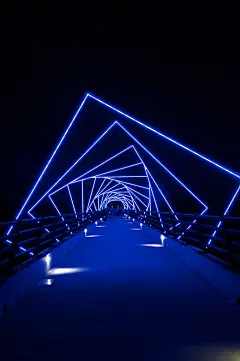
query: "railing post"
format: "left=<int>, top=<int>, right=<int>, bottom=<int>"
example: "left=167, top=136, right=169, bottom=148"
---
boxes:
left=205, top=214, right=223, bottom=249
left=8, top=220, right=21, bottom=272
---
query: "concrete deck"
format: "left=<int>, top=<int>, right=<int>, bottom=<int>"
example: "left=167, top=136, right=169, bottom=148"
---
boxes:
left=0, top=217, right=240, bottom=360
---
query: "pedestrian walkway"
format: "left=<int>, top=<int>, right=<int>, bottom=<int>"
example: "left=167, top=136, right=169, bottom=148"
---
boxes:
left=0, top=217, right=240, bottom=360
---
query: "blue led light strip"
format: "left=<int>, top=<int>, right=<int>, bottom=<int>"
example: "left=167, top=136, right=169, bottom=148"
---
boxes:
left=46, top=139, right=195, bottom=219
left=100, top=191, right=127, bottom=199
left=149, top=179, right=164, bottom=227
left=88, top=179, right=113, bottom=210
left=67, top=185, right=77, bottom=217
left=92, top=199, right=97, bottom=211
left=177, top=207, right=208, bottom=241
left=114, top=180, right=149, bottom=190
left=93, top=162, right=143, bottom=177
left=109, top=186, right=136, bottom=209
left=103, top=178, right=149, bottom=210
left=27, top=122, right=117, bottom=215
left=97, top=183, right=126, bottom=196
left=71, top=145, right=134, bottom=183
left=30, top=139, right=145, bottom=211
left=28, top=211, right=60, bottom=243
left=121, top=184, right=141, bottom=210
left=146, top=169, right=164, bottom=228
left=97, top=186, right=128, bottom=208
left=93, top=178, right=107, bottom=199
left=6, top=94, right=89, bottom=235
left=49, top=196, right=71, bottom=233
left=86, top=177, right=97, bottom=212
left=103, top=178, right=148, bottom=200
left=145, top=168, right=178, bottom=221
left=132, top=145, right=177, bottom=218
left=119, top=185, right=149, bottom=200
left=102, top=182, right=135, bottom=208
left=132, top=145, right=180, bottom=229
left=120, top=184, right=148, bottom=203
left=67, top=185, right=79, bottom=226
left=51, top=175, right=149, bottom=213
left=81, top=172, right=149, bottom=212
left=208, top=184, right=240, bottom=245
left=105, top=196, right=129, bottom=208
left=124, top=186, right=148, bottom=209
left=106, top=176, right=147, bottom=178
left=88, top=93, right=240, bottom=179
left=51, top=172, right=149, bottom=199
left=81, top=180, right=84, bottom=213
left=103, top=192, right=132, bottom=207
left=116, top=122, right=207, bottom=209
left=67, top=160, right=146, bottom=214
left=37, top=120, right=203, bottom=218
left=30, top=141, right=132, bottom=212
left=148, top=182, right=151, bottom=212
left=101, top=191, right=129, bottom=209
left=97, top=186, right=127, bottom=199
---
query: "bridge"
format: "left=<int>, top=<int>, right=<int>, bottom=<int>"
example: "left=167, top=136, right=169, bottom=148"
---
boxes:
left=1, top=93, right=240, bottom=359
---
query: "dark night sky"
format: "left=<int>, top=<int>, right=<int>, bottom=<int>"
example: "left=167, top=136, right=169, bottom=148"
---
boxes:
left=0, top=15, right=239, bottom=220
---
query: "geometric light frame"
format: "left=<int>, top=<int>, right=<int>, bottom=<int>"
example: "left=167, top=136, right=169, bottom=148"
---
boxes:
left=7, top=92, right=240, bottom=247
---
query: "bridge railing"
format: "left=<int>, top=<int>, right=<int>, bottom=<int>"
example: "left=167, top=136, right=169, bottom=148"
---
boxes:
left=130, top=210, right=240, bottom=268
left=0, top=210, right=106, bottom=276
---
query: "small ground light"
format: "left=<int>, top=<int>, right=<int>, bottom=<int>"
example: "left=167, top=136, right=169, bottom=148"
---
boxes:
left=142, top=244, right=162, bottom=248
left=38, top=278, right=54, bottom=286
left=133, top=219, right=135, bottom=222
left=84, top=228, right=87, bottom=236
left=95, top=221, right=97, bottom=225
left=160, top=234, right=166, bottom=245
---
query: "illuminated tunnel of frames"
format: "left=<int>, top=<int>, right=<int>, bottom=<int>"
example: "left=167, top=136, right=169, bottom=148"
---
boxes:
left=6, top=93, right=240, bottom=250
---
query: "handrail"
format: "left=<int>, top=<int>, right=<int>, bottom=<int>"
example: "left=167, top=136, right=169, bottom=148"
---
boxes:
left=128, top=210, right=240, bottom=268
left=0, top=211, right=98, bottom=227
left=0, top=210, right=107, bottom=275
